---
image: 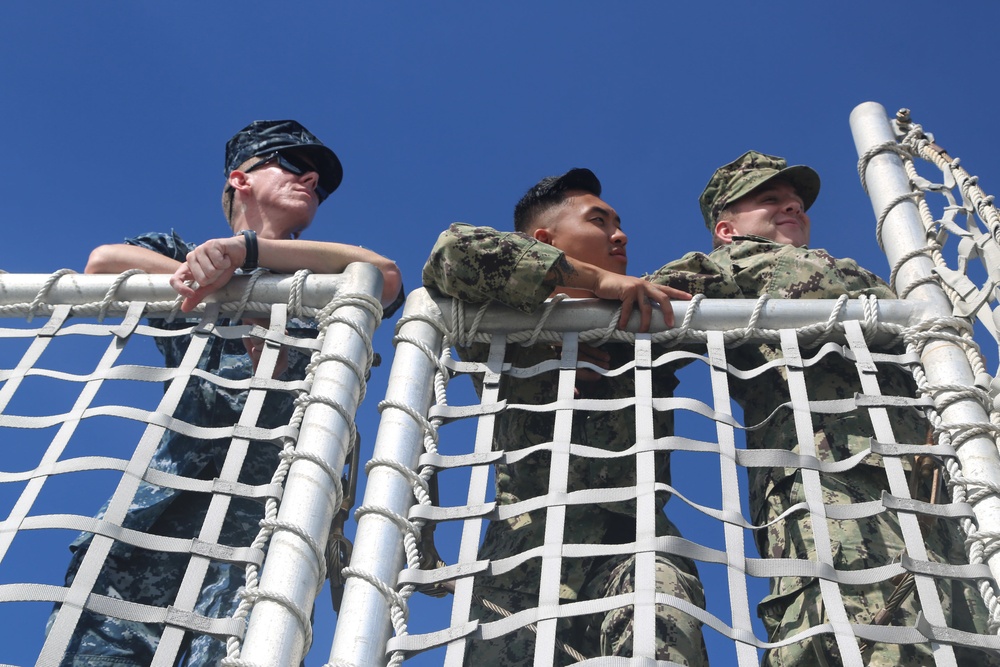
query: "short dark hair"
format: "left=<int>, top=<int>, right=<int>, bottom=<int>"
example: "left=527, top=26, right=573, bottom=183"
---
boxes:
left=513, top=168, right=602, bottom=233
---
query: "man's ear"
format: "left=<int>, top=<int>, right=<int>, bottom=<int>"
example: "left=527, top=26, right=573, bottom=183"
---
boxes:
left=714, top=219, right=737, bottom=245
left=532, top=226, right=552, bottom=244
left=228, top=170, right=251, bottom=194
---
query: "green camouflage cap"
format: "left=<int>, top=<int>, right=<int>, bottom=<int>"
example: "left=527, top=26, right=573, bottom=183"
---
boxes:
left=699, top=150, right=820, bottom=229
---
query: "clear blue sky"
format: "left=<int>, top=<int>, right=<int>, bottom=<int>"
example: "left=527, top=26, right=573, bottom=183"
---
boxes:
left=3, top=2, right=1000, bottom=665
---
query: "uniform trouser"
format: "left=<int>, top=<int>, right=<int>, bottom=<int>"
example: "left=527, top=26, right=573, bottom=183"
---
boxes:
left=51, top=491, right=258, bottom=667
left=465, top=552, right=708, bottom=666
left=758, top=470, right=1000, bottom=667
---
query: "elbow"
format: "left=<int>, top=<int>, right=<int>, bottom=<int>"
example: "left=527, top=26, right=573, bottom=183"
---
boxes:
left=85, top=245, right=117, bottom=274
left=378, top=261, right=403, bottom=306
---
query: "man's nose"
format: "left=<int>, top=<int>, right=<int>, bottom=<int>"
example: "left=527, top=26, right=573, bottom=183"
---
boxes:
left=784, top=198, right=803, bottom=213
left=611, top=227, right=627, bottom=245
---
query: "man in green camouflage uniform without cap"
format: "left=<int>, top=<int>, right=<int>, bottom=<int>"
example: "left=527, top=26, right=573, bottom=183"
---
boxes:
left=649, top=151, right=997, bottom=666
left=423, top=169, right=707, bottom=665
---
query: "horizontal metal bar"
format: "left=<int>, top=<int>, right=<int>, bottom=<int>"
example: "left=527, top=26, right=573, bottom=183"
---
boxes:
left=428, top=290, right=924, bottom=334
left=0, top=272, right=350, bottom=317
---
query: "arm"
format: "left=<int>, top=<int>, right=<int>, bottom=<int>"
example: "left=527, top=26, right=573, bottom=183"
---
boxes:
left=546, top=254, right=690, bottom=329
left=422, top=223, right=562, bottom=311
left=423, top=223, right=689, bottom=331
left=170, top=236, right=403, bottom=313
left=259, top=239, right=402, bottom=308
left=648, top=250, right=743, bottom=299
left=680, top=240, right=896, bottom=300
left=85, top=243, right=183, bottom=274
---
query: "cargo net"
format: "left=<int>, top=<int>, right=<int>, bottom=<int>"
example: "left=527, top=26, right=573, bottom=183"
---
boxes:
left=347, top=291, right=1000, bottom=667
left=347, top=116, right=1000, bottom=665
left=0, top=270, right=379, bottom=666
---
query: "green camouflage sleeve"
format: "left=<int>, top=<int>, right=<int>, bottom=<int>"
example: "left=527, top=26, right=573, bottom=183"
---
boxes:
left=646, top=250, right=743, bottom=298
left=723, top=239, right=896, bottom=299
left=647, top=239, right=894, bottom=301
left=421, top=222, right=564, bottom=313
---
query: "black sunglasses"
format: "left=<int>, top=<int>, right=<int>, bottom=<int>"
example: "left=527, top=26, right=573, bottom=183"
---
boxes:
left=247, top=151, right=330, bottom=202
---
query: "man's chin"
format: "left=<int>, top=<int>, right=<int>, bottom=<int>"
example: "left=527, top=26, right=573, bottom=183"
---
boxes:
left=605, top=258, right=629, bottom=274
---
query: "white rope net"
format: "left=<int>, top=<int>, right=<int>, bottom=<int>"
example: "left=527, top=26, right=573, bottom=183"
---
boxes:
left=0, top=269, right=381, bottom=666
left=334, top=108, right=1000, bottom=667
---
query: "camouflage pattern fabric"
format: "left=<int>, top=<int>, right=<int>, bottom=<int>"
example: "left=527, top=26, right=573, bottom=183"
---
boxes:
left=55, top=230, right=317, bottom=667
left=698, top=151, right=820, bottom=229
left=424, top=223, right=708, bottom=665
left=651, top=235, right=998, bottom=666
left=468, top=552, right=708, bottom=666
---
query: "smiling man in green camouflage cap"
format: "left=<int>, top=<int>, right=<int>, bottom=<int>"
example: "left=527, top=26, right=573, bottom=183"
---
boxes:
left=646, top=150, right=998, bottom=666
left=700, top=150, right=819, bottom=249
left=699, top=150, right=820, bottom=231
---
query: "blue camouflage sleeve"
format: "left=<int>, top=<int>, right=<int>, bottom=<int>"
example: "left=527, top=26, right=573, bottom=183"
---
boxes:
left=124, top=229, right=197, bottom=262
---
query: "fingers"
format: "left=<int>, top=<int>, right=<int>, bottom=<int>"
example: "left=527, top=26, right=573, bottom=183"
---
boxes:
left=618, top=289, right=652, bottom=332
left=169, top=265, right=196, bottom=297
left=170, top=238, right=242, bottom=310
left=641, top=283, right=692, bottom=329
left=172, top=264, right=240, bottom=313
left=621, top=283, right=680, bottom=332
left=180, top=286, right=213, bottom=312
left=617, top=296, right=634, bottom=331
left=595, top=272, right=690, bottom=332
left=638, top=292, right=652, bottom=332
left=186, top=241, right=234, bottom=287
left=663, top=286, right=693, bottom=301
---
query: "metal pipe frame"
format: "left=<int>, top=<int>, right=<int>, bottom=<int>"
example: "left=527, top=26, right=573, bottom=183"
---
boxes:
left=434, top=294, right=925, bottom=335
left=327, top=289, right=925, bottom=666
left=236, top=262, right=384, bottom=666
left=328, top=288, right=445, bottom=667
left=851, top=101, right=1000, bottom=587
left=0, top=273, right=347, bottom=318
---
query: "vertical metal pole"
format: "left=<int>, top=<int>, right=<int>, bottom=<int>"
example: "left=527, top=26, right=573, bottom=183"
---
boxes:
left=328, top=288, right=445, bottom=667
left=240, top=262, right=384, bottom=666
left=850, top=101, right=1000, bottom=587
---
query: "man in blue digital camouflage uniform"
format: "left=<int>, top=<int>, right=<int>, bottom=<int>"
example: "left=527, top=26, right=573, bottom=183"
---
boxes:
left=55, top=120, right=403, bottom=666
left=423, top=169, right=707, bottom=665
left=649, top=151, right=998, bottom=666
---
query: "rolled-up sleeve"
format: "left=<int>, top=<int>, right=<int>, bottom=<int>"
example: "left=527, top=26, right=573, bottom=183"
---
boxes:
left=421, top=223, right=564, bottom=313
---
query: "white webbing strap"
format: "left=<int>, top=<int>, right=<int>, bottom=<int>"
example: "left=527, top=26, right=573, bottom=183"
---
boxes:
left=4, top=513, right=263, bottom=566
left=0, top=582, right=246, bottom=638
left=153, top=304, right=289, bottom=666
left=779, top=328, right=863, bottom=666
left=443, top=335, right=507, bottom=667
left=631, top=334, right=657, bottom=658
left=705, top=331, right=757, bottom=666
left=111, top=300, right=147, bottom=339
left=533, top=331, right=579, bottom=666
left=39, top=303, right=218, bottom=666
left=0, top=305, right=72, bottom=563
left=844, top=318, right=957, bottom=665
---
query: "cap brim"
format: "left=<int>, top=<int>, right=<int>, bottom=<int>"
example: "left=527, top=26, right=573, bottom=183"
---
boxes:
left=285, top=144, right=344, bottom=199
left=552, top=167, right=602, bottom=197
left=774, top=165, right=820, bottom=211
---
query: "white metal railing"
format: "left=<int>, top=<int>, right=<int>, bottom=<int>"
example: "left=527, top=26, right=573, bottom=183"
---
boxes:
left=0, top=264, right=384, bottom=667
left=326, top=102, right=1000, bottom=666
